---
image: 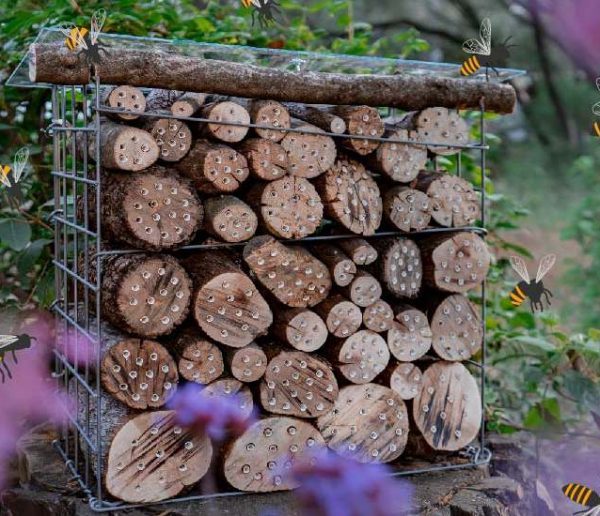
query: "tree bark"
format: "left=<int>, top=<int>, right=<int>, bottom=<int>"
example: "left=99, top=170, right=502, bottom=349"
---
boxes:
left=284, top=103, right=347, bottom=134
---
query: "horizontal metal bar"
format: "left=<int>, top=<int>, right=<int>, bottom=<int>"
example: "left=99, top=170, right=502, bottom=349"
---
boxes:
left=50, top=125, right=97, bottom=133
left=53, top=215, right=97, bottom=238
left=52, top=304, right=99, bottom=342
left=51, top=170, right=99, bottom=186
left=53, top=349, right=97, bottom=397
left=53, top=260, right=99, bottom=291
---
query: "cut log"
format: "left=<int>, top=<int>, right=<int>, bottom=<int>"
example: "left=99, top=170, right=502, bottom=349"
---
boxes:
left=101, top=338, right=178, bottom=410
left=223, top=417, right=325, bottom=492
left=313, top=294, right=362, bottom=338
left=143, top=117, right=192, bottom=162
left=403, top=107, right=470, bottom=155
left=203, top=195, right=258, bottom=243
left=374, top=238, right=422, bottom=298
left=103, top=85, right=146, bottom=121
left=272, top=308, right=328, bottom=352
left=328, top=330, right=390, bottom=384
left=145, top=89, right=184, bottom=112
left=413, top=361, right=482, bottom=451
left=280, top=122, right=337, bottom=178
left=316, top=157, right=382, bottom=235
left=201, top=101, right=250, bottom=143
left=171, top=92, right=207, bottom=117
left=420, top=232, right=490, bottom=293
left=247, top=177, right=323, bottom=239
left=225, top=344, right=267, bottom=383
left=171, top=331, right=224, bottom=384
left=175, top=140, right=249, bottom=194
left=247, top=99, right=290, bottom=141
left=430, top=294, right=482, bottom=361
left=412, top=171, right=480, bottom=227
left=388, top=362, right=423, bottom=400
left=311, top=244, right=356, bottom=287
left=284, top=103, right=347, bottom=134
left=106, top=410, right=212, bottom=503
left=260, top=350, right=338, bottom=418
left=362, top=299, right=394, bottom=333
left=338, top=238, right=378, bottom=266
left=200, top=377, right=254, bottom=421
left=317, top=384, right=409, bottom=463
left=88, top=121, right=159, bottom=171
left=183, top=251, right=273, bottom=347
left=364, top=128, right=426, bottom=183
left=29, top=44, right=517, bottom=114
left=387, top=306, right=432, bottom=361
left=383, top=185, right=431, bottom=232
left=330, top=105, right=384, bottom=155
left=243, top=236, right=331, bottom=308
left=238, top=138, right=288, bottom=181
left=94, top=167, right=203, bottom=251
left=339, top=270, right=382, bottom=308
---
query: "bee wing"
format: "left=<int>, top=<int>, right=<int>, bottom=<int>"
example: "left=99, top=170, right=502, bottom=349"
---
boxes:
left=56, top=23, right=76, bottom=38
left=90, top=9, right=107, bottom=45
left=11, top=147, right=29, bottom=184
left=0, top=335, right=19, bottom=349
left=479, top=18, right=492, bottom=53
left=509, top=256, right=530, bottom=283
left=462, top=38, right=489, bottom=55
left=535, top=253, right=556, bottom=283
left=0, top=166, right=12, bottom=188
left=592, top=101, right=600, bottom=117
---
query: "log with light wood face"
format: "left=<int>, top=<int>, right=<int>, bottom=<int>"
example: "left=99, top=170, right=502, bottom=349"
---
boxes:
left=373, top=238, right=422, bottom=299
left=199, top=377, right=254, bottom=421
left=339, top=270, right=382, bottom=308
left=143, top=116, right=192, bottom=162
left=237, top=138, right=288, bottom=181
left=284, top=103, right=347, bottom=134
left=103, top=85, right=146, bottom=121
left=329, top=105, right=384, bottom=156
left=338, top=238, right=378, bottom=266
left=314, top=294, right=362, bottom=339
left=387, top=305, right=432, bottom=362
left=388, top=362, right=424, bottom=400
left=362, top=299, right=394, bottom=333
left=311, top=244, right=357, bottom=287
left=402, top=107, right=470, bottom=155
left=201, top=101, right=251, bottom=143
left=170, top=330, right=224, bottom=385
left=203, top=195, right=258, bottom=243
left=247, top=99, right=291, bottom=142
left=383, top=185, right=432, bottom=232
left=272, top=307, right=328, bottom=352
left=225, top=344, right=267, bottom=383
left=280, top=122, right=337, bottom=178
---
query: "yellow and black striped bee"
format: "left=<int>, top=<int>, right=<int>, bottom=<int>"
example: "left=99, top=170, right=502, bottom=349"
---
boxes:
left=461, top=18, right=515, bottom=81
left=0, top=334, right=36, bottom=383
left=509, top=254, right=556, bottom=313
left=59, top=9, right=108, bottom=68
left=0, top=147, right=29, bottom=204
left=241, top=0, right=280, bottom=27
left=591, top=78, right=600, bottom=137
left=562, top=482, right=600, bottom=515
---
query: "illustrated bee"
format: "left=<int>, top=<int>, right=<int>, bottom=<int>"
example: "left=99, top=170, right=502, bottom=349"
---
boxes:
left=241, top=0, right=281, bottom=27
left=0, top=147, right=29, bottom=203
left=58, top=9, right=108, bottom=68
left=461, top=18, right=516, bottom=80
left=0, top=334, right=36, bottom=383
left=508, top=254, right=556, bottom=313
left=591, top=78, right=600, bottom=137
left=562, top=482, right=600, bottom=515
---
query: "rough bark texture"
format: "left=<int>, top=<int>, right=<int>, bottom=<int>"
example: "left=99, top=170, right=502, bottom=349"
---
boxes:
left=339, top=270, right=382, bottom=308
left=170, top=330, right=224, bottom=384
left=387, top=305, right=432, bottom=361
left=284, top=103, right=347, bottom=134
left=403, top=108, right=470, bottom=155
left=374, top=238, right=422, bottom=298
left=103, top=85, right=146, bottom=121
left=200, top=101, right=250, bottom=143
left=383, top=185, right=431, bottom=232
left=143, top=117, right=192, bottom=162
left=29, top=44, right=517, bottom=114
left=313, top=294, right=362, bottom=338
left=238, top=138, right=288, bottom=181
left=145, top=89, right=184, bottom=112
left=362, top=299, right=394, bottom=333
left=338, top=238, right=378, bottom=265
left=280, top=122, right=337, bottom=178
left=203, top=195, right=258, bottom=243
left=226, top=344, right=267, bottom=383
left=272, top=307, right=328, bottom=352
left=311, top=244, right=356, bottom=287
left=330, top=105, right=384, bottom=155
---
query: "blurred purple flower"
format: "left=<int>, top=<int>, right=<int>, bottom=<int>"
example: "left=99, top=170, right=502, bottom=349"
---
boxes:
left=167, top=382, right=254, bottom=441
left=291, top=449, right=413, bottom=516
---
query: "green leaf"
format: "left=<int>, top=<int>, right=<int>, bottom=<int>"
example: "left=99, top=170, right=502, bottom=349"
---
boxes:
left=540, top=397, right=560, bottom=420
left=0, top=218, right=32, bottom=251
left=523, top=406, right=543, bottom=429
left=16, top=238, right=51, bottom=275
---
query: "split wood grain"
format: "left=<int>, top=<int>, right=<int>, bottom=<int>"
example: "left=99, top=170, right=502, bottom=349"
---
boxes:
left=311, top=244, right=356, bottom=287
left=171, top=331, right=224, bottom=384
left=272, top=308, right=328, bottom=352
left=387, top=305, right=432, bottom=361
left=313, top=294, right=362, bottom=338
left=362, top=299, right=394, bottom=333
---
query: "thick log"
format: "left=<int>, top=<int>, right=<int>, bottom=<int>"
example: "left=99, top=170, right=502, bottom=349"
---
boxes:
left=272, top=307, right=328, bottom=352
left=338, top=238, right=378, bottom=266
left=145, top=89, right=184, bottom=112
left=171, top=92, right=207, bottom=117
left=93, top=167, right=203, bottom=251
left=311, top=244, right=356, bottom=287
left=243, top=236, right=331, bottom=308
left=388, top=362, right=423, bottom=400
left=247, top=99, right=290, bottom=141
left=101, top=338, right=178, bottom=410
left=374, top=238, right=422, bottom=298
left=200, top=377, right=254, bottom=421
left=183, top=251, right=273, bottom=347
left=203, top=195, right=258, bottom=243
left=330, top=105, right=384, bottom=155
left=284, top=103, right=347, bottom=134
left=430, top=294, right=482, bottom=361
left=328, top=330, right=390, bottom=384
left=143, top=117, right=192, bottom=162
left=313, top=294, right=362, bottom=338
left=280, top=122, right=337, bottom=178
left=403, top=108, right=469, bottom=155
left=420, top=232, right=490, bottom=293
left=316, top=157, right=382, bottom=235
left=225, top=344, right=267, bottom=383
left=223, top=417, right=324, bottom=492
left=176, top=140, right=249, bottom=194
left=200, top=101, right=250, bottom=143
left=247, top=177, right=323, bottom=239
left=339, top=270, right=382, bottom=308
left=237, top=138, right=288, bottom=181
left=413, top=361, right=482, bottom=451
left=171, top=330, right=224, bottom=384
left=387, top=305, right=432, bottom=361
left=29, top=44, right=517, bottom=114
left=106, top=410, right=212, bottom=503
left=412, top=171, right=480, bottom=228
left=103, top=85, right=146, bottom=121
left=317, top=384, right=409, bottom=463
left=362, top=299, right=394, bottom=333
left=364, top=128, right=426, bottom=183
left=383, top=185, right=431, bottom=232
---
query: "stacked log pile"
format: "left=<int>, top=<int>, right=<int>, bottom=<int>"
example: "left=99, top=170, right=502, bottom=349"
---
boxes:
left=68, top=85, right=495, bottom=503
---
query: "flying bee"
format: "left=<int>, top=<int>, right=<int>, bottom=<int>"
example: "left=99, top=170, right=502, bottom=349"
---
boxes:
left=0, top=334, right=36, bottom=383
left=241, top=0, right=281, bottom=27
left=563, top=482, right=600, bottom=515
left=0, top=147, right=29, bottom=204
left=591, top=78, right=600, bottom=137
left=509, top=254, right=556, bottom=313
left=58, top=9, right=108, bottom=68
left=461, top=18, right=516, bottom=80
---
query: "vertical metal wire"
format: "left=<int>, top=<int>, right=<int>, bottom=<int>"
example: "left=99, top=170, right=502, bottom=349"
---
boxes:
left=479, top=98, right=487, bottom=455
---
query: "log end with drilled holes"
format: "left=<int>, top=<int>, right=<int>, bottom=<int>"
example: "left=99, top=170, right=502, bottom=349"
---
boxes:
left=204, top=195, right=258, bottom=243
left=331, top=105, right=385, bottom=155
left=317, top=383, right=408, bottom=463
left=105, top=410, right=213, bottom=503
left=200, top=377, right=254, bottom=421
left=367, top=128, right=427, bottom=183
left=104, top=85, right=146, bottom=121
left=260, top=350, right=338, bottom=418
left=341, top=270, right=382, bottom=308
left=315, top=294, right=362, bottom=339
left=317, top=157, right=382, bottom=235
left=223, top=417, right=324, bottom=492
left=362, top=299, right=394, bottom=333
left=338, top=238, right=378, bottom=266
left=387, top=305, right=432, bottom=361
left=281, top=122, right=337, bottom=178
left=249, top=100, right=291, bottom=141
left=202, top=101, right=250, bottom=143
left=431, top=294, right=482, bottom=361
left=171, top=92, right=207, bottom=117
left=413, top=361, right=482, bottom=451
left=172, top=332, right=224, bottom=384
left=238, top=138, right=289, bottom=181
left=311, top=244, right=356, bottom=287
left=272, top=307, right=328, bottom=352
left=376, top=238, right=422, bottom=298
left=412, top=107, right=469, bottom=156
left=227, top=344, right=267, bottom=383
left=145, top=117, right=192, bottom=162
left=101, top=338, right=178, bottom=410
left=383, top=186, right=431, bottom=232
left=389, top=362, right=423, bottom=400
left=332, top=330, right=390, bottom=384
left=243, top=236, right=332, bottom=308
